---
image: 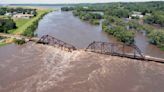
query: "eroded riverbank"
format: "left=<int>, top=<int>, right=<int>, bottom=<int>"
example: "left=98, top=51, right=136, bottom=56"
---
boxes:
left=0, top=43, right=164, bottom=92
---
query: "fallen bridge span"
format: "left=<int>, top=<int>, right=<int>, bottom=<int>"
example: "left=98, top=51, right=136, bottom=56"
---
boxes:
left=1, top=33, right=164, bottom=63
left=85, top=41, right=164, bottom=63
left=85, top=41, right=145, bottom=60
left=37, top=35, right=77, bottom=51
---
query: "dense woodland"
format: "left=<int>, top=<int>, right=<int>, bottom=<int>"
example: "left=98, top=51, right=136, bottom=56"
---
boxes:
left=144, top=11, right=164, bottom=27
left=0, top=18, right=16, bottom=33
left=61, top=1, right=164, bottom=49
left=73, top=10, right=102, bottom=25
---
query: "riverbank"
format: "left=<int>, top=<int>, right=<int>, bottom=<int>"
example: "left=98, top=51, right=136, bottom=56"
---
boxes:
left=0, top=42, right=7, bottom=47
left=0, top=37, right=14, bottom=47
left=8, top=9, right=52, bottom=37
left=0, top=8, right=52, bottom=47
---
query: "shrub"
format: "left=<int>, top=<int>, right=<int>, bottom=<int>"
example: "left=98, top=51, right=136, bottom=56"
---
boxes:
left=148, top=30, right=164, bottom=49
left=103, top=25, right=135, bottom=44
left=89, top=19, right=100, bottom=25
left=14, top=38, right=26, bottom=45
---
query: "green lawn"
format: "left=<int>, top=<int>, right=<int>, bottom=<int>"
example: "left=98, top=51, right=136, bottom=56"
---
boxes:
left=8, top=19, right=30, bottom=34
left=15, top=19, right=30, bottom=28
left=0, top=15, right=7, bottom=18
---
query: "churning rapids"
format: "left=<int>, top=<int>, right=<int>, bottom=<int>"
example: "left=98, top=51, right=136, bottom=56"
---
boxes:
left=0, top=43, right=164, bottom=92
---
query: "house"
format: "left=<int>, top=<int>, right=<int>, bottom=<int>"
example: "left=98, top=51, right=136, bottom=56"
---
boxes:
left=5, top=12, right=12, bottom=16
left=13, top=13, right=34, bottom=19
left=91, top=12, right=104, bottom=16
left=145, top=13, right=151, bottom=16
left=83, top=6, right=89, bottom=9
left=130, top=11, right=144, bottom=19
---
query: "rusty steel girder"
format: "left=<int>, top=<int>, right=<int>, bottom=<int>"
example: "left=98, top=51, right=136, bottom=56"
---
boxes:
left=37, top=35, right=77, bottom=51
left=37, top=35, right=145, bottom=60
left=86, top=41, right=145, bottom=60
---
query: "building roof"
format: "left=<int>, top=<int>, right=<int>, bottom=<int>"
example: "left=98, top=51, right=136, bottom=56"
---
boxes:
left=13, top=13, right=33, bottom=17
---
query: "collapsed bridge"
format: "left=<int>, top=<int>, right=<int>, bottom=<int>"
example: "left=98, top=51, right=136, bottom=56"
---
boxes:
left=0, top=33, right=163, bottom=63
left=37, top=35, right=77, bottom=51
left=85, top=41, right=145, bottom=60
left=36, top=35, right=164, bottom=63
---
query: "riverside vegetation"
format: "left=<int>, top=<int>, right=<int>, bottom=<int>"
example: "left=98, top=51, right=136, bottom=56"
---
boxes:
left=61, top=1, right=164, bottom=50
left=61, top=7, right=103, bottom=25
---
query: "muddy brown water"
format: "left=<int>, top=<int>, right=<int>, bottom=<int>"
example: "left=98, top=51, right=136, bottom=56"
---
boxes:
left=35, top=10, right=164, bottom=58
left=0, top=43, right=164, bottom=92
left=0, top=6, right=164, bottom=92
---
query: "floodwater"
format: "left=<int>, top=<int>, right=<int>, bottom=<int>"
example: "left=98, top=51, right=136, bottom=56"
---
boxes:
left=0, top=6, right=164, bottom=92
left=36, top=11, right=115, bottom=48
left=36, top=10, right=164, bottom=58
left=0, top=43, right=164, bottom=92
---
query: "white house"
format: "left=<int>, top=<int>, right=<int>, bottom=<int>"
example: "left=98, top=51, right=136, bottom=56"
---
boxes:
left=131, top=11, right=144, bottom=19
left=13, top=13, right=34, bottom=19
left=145, top=13, right=151, bottom=16
left=5, top=12, right=12, bottom=16
left=83, top=6, right=89, bottom=9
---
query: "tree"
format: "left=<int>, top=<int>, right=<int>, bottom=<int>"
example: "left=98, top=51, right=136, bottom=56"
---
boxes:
left=0, top=18, right=16, bottom=33
left=0, top=7, right=7, bottom=15
left=144, top=11, right=164, bottom=27
left=61, top=7, right=74, bottom=11
left=106, top=8, right=130, bottom=18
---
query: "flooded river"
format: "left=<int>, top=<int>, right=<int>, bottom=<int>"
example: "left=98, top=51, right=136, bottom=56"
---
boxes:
left=36, top=11, right=114, bottom=48
left=0, top=6, right=164, bottom=92
left=0, top=43, right=164, bottom=92
left=36, top=10, right=164, bottom=58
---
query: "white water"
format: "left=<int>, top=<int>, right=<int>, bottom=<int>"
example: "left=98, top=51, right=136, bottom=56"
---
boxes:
left=0, top=43, right=164, bottom=92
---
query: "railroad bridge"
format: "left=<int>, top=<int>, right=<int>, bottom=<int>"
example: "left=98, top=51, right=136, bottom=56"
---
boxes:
left=37, top=35, right=164, bottom=63
left=85, top=41, right=145, bottom=60
left=37, top=35, right=145, bottom=60
left=37, top=35, right=77, bottom=51
left=37, top=35, right=144, bottom=60
left=0, top=33, right=164, bottom=63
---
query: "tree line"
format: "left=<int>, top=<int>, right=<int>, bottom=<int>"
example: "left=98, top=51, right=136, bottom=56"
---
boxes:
left=73, top=10, right=102, bottom=25
left=0, top=7, right=37, bottom=16
left=61, top=1, right=164, bottom=49
left=144, top=11, right=164, bottom=27
left=0, top=18, right=16, bottom=33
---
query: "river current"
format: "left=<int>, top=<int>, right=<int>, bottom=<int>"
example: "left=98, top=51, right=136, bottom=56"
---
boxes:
left=35, top=10, right=164, bottom=58
left=0, top=43, right=164, bottom=92
left=0, top=6, right=164, bottom=92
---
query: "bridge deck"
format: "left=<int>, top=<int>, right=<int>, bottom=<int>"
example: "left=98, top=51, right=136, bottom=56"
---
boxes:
left=0, top=33, right=164, bottom=63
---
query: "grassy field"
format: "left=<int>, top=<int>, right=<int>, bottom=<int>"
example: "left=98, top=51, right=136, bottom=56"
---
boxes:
left=8, top=9, right=52, bottom=35
left=0, top=15, right=9, bottom=19
left=8, top=19, right=30, bottom=33
left=14, top=19, right=30, bottom=28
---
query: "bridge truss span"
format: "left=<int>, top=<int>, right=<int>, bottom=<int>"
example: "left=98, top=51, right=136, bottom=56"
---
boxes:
left=37, top=35, right=77, bottom=51
left=85, top=41, right=145, bottom=60
left=37, top=35, right=164, bottom=63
